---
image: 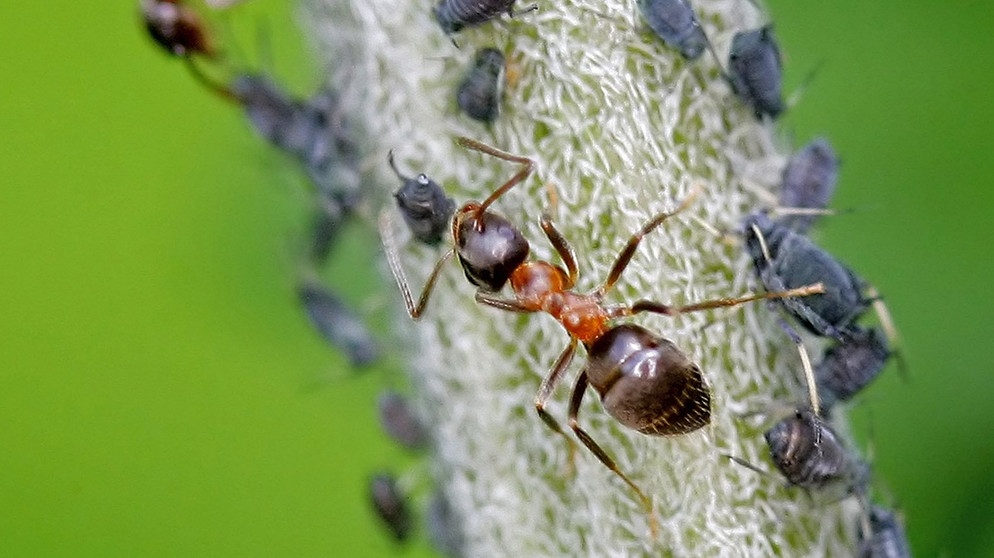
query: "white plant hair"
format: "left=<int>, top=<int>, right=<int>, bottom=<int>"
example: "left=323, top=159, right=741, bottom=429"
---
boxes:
left=303, top=0, right=861, bottom=555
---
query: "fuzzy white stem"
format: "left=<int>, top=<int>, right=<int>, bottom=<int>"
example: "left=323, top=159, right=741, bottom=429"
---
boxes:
left=304, top=0, right=859, bottom=555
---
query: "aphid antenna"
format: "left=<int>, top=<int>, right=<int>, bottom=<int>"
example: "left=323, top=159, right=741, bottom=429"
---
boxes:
left=791, top=332, right=821, bottom=416
left=785, top=59, right=827, bottom=112
left=770, top=206, right=837, bottom=218
left=723, top=454, right=773, bottom=480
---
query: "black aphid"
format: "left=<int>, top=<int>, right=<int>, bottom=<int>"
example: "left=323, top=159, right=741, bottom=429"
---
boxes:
left=369, top=474, right=412, bottom=542
left=388, top=152, right=455, bottom=245
left=434, top=0, right=531, bottom=35
left=456, top=48, right=506, bottom=124
left=816, top=326, right=892, bottom=411
left=779, top=137, right=839, bottom=233
left=377, top=390, right=429, bottom=451
left=297, top=282, right=379, bottom=367
left=728, top=25, right=784, bottom=119
left=743, top=211, right=870, bottom=340
left=765, top=408, right=870, bottom=494
left=637, top=0, right=709, bottom=60
left=858, top=505, right=911, bottom=558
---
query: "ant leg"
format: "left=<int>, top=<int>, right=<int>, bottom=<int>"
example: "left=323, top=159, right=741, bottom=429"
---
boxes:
left=539, top=211, right=578, bottom=287
left=594, top=189, right=699, bottom=298
left=475, top=291, right=536, bottom=313
left=455, top=137, right=534, bottom=215
left=379, top=211, right=454, bottom=319
left=183, top=56, right=238, bottom=102
left=619, top=282, right=825, bottom=318
left=534, top=337, right=580, bottom=473
left=568, top=371, right=659, bottom=538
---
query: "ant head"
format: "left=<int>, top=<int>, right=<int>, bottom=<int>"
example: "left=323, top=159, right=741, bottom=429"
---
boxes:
left=452, top=204, right=529, bottom=291
left=142, top=0, right=216, bottom=58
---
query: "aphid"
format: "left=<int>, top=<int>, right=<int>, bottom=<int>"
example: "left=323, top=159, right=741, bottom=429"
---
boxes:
left=140, top=0, right=215, bottom=58
left=728, top=25, right=784, bottom=119
left=858, top=505, right=911, bottom=558
left=637, top=0, right=710, bottom=60
left=456, top=48, right=506, bottom=124
left=743, top=211, right=870, bottom=340
left=298, top=281, right=379, bottom=367
left=764, top=407, right=870, bottom=494
left=434, top=0, right=534, bottom=35
left=729, top=342, right=870, bottom=497
left=369, top=474, right=413, bottom=542
left=381, top=137, right=823, bottom=533
left=778, top=137, right=840, bottom=233
left=229, top=76, right=362, bottom=204
left=377, top=390, right=430, bottom=451
left=388, top=152, right=456, bottom=245
left=816, top=326, right=892, bottom=412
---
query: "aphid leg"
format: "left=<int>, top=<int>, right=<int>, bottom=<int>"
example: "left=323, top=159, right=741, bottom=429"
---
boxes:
left=455, top=137, right=534, bottom=215
left=534, top=337, right=580, bottom=474
left=568, top=370, right=659, bottom=538
left=594, top=188, right=700, bottom=298
left=622, top=282, right=825, bottom=318
left=511, top=4, right=539, bottom=17
left=379, top=211, right=455, bottom=319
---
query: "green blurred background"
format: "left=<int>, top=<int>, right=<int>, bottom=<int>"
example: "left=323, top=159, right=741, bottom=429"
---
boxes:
left=1, top=1, right=991, bottom=556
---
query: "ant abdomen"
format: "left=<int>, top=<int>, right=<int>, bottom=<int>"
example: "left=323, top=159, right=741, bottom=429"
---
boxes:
left=586, top=324, right=711, bottom=435
left=455, top=208, right=529, bottom=291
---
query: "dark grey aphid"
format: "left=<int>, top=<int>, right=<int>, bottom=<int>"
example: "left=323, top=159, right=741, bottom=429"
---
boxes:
left=427, top=490, right=466, bottom=558
left=230, top=76, right=362, bottom=206
left=388, top=152, right=455, bottom=245
left=637, top=0, right=709, bottom=60
left=816, top=327, right=892, bottom=411
left=858, top=505, right=911, bottom=558
left=369, top=474, right=413, bottom=542
left=728, top=25, right=784, bottom=119
left=743, top=211, right=870, bottom=340
left=434, top=0, right=530, bottom=35
left=377, top=390, right=429, bottom=451
left=457, top=48, right=506, bottom=124
left=298, top=282, right=379, bottom=367
left=765, top=408, right=870, bottom=493
left=779, top=137, right=839, bottom=233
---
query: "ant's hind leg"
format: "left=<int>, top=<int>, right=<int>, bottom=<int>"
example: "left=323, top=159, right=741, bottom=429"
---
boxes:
left=535, top=338, right=580, bottom=474
left=568, top=371, right=659, bottom=538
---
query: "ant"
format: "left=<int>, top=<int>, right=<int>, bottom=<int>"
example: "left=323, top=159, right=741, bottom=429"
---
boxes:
left=380, top=137, right=823, bottom=535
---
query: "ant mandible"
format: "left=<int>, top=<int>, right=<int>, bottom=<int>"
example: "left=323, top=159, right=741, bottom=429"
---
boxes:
left=380, top=137, right=823, bottom=535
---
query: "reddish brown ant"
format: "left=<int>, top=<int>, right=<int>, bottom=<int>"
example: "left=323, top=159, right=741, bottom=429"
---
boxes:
left=380, top=137, right=824, bottom=535
left=141, top=0, right=216, bottom=59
